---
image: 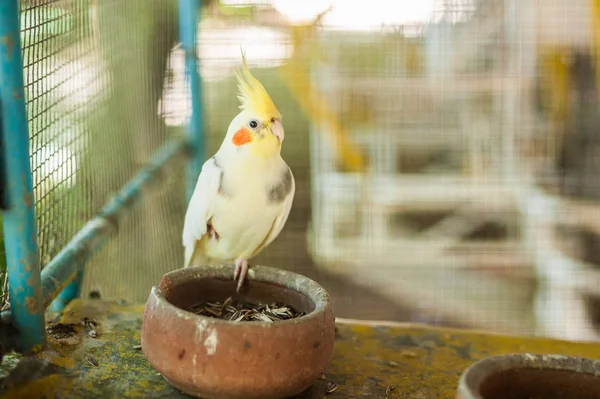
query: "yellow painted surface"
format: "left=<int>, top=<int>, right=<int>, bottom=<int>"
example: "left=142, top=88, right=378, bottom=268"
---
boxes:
left=1, top=300, right=600, bottom=398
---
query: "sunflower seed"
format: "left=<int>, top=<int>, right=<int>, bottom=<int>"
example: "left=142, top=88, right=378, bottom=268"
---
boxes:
left=188, top=297, right=304, bottom=322
left=385, top=384, right=397, bottom=397
left=325, top=381, right=338, bottom=394
left=86, top=356, right=99, bottom=367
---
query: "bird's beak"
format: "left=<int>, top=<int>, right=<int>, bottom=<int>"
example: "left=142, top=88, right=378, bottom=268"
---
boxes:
left=271, top=119, right=284, bottom=144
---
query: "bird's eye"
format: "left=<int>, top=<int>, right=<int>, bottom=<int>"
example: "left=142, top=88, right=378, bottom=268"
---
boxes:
left=248, top=119, right=259, bottom=129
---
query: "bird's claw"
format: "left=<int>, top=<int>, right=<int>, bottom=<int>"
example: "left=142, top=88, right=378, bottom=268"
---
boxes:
left=234, top=259, right=248, bottom=292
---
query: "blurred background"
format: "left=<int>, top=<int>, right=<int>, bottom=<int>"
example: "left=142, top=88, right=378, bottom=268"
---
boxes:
left=6, top=0, right=600, bottom=342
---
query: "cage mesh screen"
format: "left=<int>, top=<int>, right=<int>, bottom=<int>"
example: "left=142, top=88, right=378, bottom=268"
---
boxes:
left=20, top=0, right=189, bottom=303
left=193, top=0, right=600, bottom=340
left=12, top=0, right=600, bottom=342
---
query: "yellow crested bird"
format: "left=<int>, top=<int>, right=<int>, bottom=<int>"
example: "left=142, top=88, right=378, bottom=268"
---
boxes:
left=182, top=53, right=295, bottom=292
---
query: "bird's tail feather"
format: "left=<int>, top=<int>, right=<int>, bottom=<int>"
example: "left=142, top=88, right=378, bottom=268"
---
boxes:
left=184, top=241, right=209, bottom=268
left=183, top=245, right=193, bottom=268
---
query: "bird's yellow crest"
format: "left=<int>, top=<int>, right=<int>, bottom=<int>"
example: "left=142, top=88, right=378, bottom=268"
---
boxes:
left=235, top=51, right=280, bottom=121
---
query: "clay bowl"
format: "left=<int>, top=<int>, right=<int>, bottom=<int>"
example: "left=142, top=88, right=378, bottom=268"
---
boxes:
left=141, top=264, right=335, bottom=399
left=456, top=353, right=600, bottom=399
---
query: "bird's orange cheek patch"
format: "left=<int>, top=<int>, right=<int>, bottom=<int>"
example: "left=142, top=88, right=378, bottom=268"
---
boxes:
left=232, top=128, right=253, bottom=146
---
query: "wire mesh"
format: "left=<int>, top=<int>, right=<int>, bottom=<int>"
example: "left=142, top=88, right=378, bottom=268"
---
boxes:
left=194, top=0, right=600, bottom=339
left=8, top=0, right=600, bottom=342
left=14, top=0, right=190, bottom=304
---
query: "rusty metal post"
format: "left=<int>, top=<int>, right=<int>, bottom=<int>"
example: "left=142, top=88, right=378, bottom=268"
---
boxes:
left=0, top=0, right=46, bottom=353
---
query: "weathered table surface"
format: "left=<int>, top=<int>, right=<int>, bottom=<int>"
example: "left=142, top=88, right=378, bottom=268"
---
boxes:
left=1, top=299, right=600, bottom=399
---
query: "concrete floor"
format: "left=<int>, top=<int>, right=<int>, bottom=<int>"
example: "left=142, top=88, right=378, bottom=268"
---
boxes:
left=4, top=299, right=598, bottom=398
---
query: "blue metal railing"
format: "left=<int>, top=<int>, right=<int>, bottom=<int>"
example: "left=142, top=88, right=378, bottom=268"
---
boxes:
left=50, top=270, right=84, bottom=313
left=0, top=0, right=205, bottom=353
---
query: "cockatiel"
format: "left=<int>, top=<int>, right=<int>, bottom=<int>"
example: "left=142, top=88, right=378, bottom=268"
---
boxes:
left=182, top=53, right=295, bottom=292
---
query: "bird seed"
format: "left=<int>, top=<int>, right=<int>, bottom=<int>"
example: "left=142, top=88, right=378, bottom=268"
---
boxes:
left=187, top=297, right=305, bottom=322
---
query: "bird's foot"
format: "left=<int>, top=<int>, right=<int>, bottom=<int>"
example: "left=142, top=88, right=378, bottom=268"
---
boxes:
left=233, top=258, right=248, bottom=292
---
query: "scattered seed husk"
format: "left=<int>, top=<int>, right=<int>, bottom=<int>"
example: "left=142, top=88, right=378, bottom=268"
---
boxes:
left=385, top=384, right=397, bottom=397
left=325, top=381, right=338, bottom=394
left=187, top=297, right=305, bottom=322
left=89, top=290, right=101, bottom=300
left=82, top=317, right=99, bottom=338
left=400, top=350, right=418, bottom=358
left=86, top=355, right=99, bottom=367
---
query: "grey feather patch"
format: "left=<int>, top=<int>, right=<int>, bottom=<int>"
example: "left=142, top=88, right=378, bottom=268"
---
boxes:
left=268, top=167, right=293, bottom=204
left=212, top=156, right=229, bottom=196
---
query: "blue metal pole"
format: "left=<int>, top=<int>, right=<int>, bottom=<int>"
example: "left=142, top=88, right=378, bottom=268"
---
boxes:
left=0, top=0, right=45, bottom=353
left=179, top=0, right=205, bottom=202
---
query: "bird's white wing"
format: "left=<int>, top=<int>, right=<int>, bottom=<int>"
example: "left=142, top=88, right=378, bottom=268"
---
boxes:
left=251, top=170, right=296, bottom=257
left=182, top=156, right=223, bottom=266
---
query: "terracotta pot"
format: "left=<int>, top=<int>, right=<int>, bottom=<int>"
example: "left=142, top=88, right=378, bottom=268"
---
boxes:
left=456, top=353, right=600, bottom=399
left=141, top=265, right=335, bottom=399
